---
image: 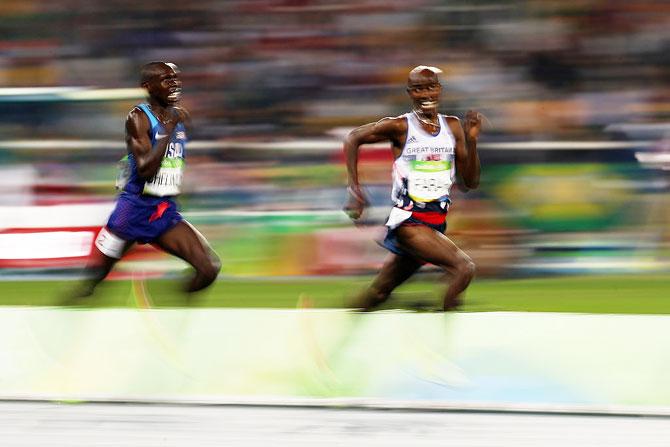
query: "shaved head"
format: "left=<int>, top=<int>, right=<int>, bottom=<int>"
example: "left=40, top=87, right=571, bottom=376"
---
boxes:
left=407, top=65, right=443, bottom=87
left=140, top=61, right=179, bottom=85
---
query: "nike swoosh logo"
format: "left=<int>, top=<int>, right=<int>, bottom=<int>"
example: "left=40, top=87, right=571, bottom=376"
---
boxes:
left=155, top=133, right=168, bottom=140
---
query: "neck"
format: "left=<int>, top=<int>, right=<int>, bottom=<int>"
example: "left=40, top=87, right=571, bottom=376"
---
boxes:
left=147, top=100, right=172, bottom=125
left=148, top=97, right=169, bottom=111
left=413, top=108, right=439, bottom=127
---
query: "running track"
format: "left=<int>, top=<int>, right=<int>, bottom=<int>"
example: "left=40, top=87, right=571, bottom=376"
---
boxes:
left=1, top=402, right=669, bottom=446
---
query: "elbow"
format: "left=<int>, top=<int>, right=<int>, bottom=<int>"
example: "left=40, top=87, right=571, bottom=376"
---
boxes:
left=343, top=134, right=358, bottom=153
left=137, top=165, right=157, bottom=180
left=463, top=178, right=480, bottom=190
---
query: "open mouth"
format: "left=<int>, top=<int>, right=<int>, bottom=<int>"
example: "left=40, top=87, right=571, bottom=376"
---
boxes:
left=167, top=89, right=182, bottom=102
left=420, top=100, right=438, bottom=109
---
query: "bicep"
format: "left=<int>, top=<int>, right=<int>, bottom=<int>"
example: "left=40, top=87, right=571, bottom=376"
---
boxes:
left=125, top=111, right=152, bottom=160
left=347, top=118, right=401, bottom=146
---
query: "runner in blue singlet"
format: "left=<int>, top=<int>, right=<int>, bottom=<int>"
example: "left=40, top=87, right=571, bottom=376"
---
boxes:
left=71, top=62, right=220, bottom=300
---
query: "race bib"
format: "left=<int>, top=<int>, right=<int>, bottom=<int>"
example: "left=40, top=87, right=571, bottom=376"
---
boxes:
left=407, top=160, right=452, bottom=202
left=143, top=158, right=184, bottom=196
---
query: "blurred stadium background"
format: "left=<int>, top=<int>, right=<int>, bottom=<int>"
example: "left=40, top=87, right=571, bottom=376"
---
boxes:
left=0, top=0, right=668, bottom=295
left=1, top=1, right=670, bottom=443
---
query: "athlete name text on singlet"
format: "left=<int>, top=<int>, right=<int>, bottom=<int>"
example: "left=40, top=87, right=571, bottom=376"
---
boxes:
left=116, top=103, right=187, bottom=197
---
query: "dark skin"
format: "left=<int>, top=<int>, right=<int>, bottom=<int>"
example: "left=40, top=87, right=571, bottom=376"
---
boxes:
left=127, top=63, right=188, bottom=180
left=69, top=63, right=219, bottom=301
left=344, top=67, right=482, bottom=311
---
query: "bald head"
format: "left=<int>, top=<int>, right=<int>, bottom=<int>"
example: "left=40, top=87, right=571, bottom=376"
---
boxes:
left=140, top=61, right=179, bottom=85
left=407, top=65, right=443, bottom=87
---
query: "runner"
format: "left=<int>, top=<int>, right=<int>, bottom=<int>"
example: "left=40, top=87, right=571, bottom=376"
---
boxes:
left=72, top=62, right=220, bottom=300
left=344, top=65, right=482, bottom=311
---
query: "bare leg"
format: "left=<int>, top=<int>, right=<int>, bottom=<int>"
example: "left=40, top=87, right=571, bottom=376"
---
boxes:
left=65, top=242, right=132, bottom=304
left=353, top=253, right=423, bottom=310
left=155, top=220, right=221, bottom=293
left=396, top=225, right=475, bottom=311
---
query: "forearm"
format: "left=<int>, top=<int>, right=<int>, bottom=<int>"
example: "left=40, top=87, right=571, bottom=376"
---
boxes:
left=344, top=138, right=361, bottom=189
left=462, top=136, right=481, bottom=189
left=137, top=138, right=170, bottom=179
left=342, top=136, right=368, bottom=219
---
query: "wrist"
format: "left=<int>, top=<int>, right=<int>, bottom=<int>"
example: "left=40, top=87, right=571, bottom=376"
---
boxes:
left=347, top=185, right=365, bottom=201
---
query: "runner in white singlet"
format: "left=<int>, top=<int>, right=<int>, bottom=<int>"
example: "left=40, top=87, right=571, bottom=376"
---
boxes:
left=344, top=65, right=482, bottom=311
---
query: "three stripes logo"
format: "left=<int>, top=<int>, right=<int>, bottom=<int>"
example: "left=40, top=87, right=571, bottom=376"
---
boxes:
left=406, top=135, right=418, bottom=144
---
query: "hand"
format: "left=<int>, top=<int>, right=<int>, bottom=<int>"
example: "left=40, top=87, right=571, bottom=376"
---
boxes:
left=170, top=106, right=191, bottom=131
left=159, top=109, right=180, bottom=135
left=343, top=186, right=367, bottom=221
left=464, top=110, right=483, bottom=140
left=171, top=106, right=188, bottom=122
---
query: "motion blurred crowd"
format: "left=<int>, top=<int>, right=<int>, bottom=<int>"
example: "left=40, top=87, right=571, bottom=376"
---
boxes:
left=1, top=1, right=668, bottom=277
left=1, top=0, right=668, bottom=140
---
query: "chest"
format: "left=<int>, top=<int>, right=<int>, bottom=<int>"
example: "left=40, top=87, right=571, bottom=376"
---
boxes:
left=401, top=133, right=455, bottom=162
left=151, top=126, right=187, bottom=159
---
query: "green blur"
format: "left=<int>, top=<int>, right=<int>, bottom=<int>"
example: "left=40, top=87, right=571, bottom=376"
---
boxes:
left=1, top=274, right=668, bottom=314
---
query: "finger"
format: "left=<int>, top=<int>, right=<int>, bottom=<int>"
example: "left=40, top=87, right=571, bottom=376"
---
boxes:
left=345, top=210, right=361, bottom=221
left=343, top=204, right=361, bottom=217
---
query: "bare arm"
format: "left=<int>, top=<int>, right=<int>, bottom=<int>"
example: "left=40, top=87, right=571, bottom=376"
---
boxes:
left=173, top=106, right=192, bottom=133
left=125, top=107, right=180, bottom=180
left=343, top=117, right=405, bottom=220
left=449, top=110, right=481, bottom=190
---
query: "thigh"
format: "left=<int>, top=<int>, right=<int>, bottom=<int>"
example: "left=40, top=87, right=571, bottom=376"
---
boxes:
left=94, top=226, right=134, bottom=260
left=371, top=252, right=424, bottom=292
left=155, top=220, right=216, bottom=269
left=395, top=224, right=470, bottom=270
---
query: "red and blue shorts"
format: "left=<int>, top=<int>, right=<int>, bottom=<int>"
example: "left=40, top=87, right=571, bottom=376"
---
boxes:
left=381, top=210, right=447, bottom=256
left=105, top=192, right=182, bottom=244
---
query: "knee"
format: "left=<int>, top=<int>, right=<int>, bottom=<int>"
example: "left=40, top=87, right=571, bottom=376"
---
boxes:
left=211, top=252, right=222, bottom=274
left=457, top=259, right=476, bottom=281
left=200, top=255, right=221, bottom=285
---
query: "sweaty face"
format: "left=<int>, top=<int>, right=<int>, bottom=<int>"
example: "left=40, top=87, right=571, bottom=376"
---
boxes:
left=146, top=64, right=182, bottom=105
left=407, top=73, right=441, bottom=116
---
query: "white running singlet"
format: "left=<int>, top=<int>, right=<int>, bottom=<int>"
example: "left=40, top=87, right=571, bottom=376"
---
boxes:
left=391, top=112, right=456, bottom=205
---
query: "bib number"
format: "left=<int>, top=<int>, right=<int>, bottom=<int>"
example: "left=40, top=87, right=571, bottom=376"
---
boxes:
left=407, top=160, right=452, bottom=202
left=143, top=166, right=183, bottom=196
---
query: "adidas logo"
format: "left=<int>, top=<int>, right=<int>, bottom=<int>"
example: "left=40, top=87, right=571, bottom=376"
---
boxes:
left=406, top=135, right=418, bottom=144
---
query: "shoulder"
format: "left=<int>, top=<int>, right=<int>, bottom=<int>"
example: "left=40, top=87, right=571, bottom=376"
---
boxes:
left=373, top=114, right=408, bottom=133
left=379, top=114, right=408, bottom=124
left=127, top=105, right=147, bottom=121
left=443, top=115, right=464, bottom=135
left=125, top=106, right=149, bottom=132
left=349, top=115, right=407, bottom=140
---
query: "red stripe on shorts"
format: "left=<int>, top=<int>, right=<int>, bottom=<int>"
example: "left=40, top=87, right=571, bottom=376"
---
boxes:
left=411, top=210, right=447, bottom=225
left=149, top=201, right=170, bottom=223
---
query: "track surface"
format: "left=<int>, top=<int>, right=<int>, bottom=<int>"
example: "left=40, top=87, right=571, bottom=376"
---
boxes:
left=1, top=402, right=669, bottom=446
